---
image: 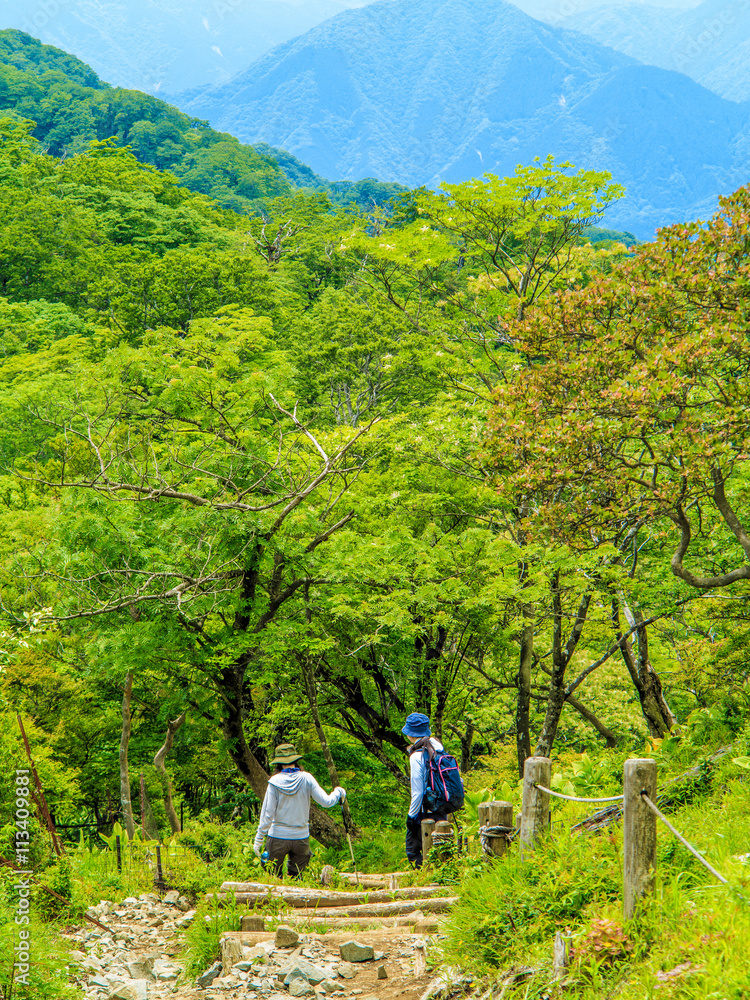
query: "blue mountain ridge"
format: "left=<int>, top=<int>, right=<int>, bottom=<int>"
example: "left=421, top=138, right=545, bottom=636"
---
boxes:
left=561, top=0, right=750, bottom=103
left=0, top=0, right=365, bottom=93
left=178, top=0, right=750, bottom=239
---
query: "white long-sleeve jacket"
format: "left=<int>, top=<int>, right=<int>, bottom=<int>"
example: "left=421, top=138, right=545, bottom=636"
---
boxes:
left=253, top=769, right=344, bottom=847
left=408, top=738, right=444, bottom=818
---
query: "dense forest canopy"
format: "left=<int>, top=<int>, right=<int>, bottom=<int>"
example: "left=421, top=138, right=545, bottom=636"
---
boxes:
left=2, top=88, right=749, bottom=847
left=1, top=25, right=750, bottom=1000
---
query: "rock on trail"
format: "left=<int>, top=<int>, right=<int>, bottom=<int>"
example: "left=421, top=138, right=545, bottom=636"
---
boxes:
left=63, top=886, right=438, bottom=1000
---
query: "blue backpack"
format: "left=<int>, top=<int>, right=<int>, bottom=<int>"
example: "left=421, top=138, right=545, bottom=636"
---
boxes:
left=418, top=740, right=465, bottom=814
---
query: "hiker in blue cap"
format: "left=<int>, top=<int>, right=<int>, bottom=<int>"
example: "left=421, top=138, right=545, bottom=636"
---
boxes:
left=402, top=712, right=449, bottom=867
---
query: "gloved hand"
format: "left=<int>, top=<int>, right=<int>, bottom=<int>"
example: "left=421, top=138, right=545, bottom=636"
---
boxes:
left=406, top=815, right=421, bottom=836
left=336, top=787, right=347, bottom=803
left=253, top=836, right=264, bottom=858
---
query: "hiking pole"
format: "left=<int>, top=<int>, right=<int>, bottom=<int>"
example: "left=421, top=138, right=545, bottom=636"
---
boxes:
left=340, top=803, right=359, bottom=886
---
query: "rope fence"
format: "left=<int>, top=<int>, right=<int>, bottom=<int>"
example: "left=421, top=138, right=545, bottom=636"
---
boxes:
left=640, top=791, right=728, bottom=886
left=534, top=784, right=624, bottom=804
left=454, top=755, right=734, bottom=921
left=479, top=824, right=516, bottom=856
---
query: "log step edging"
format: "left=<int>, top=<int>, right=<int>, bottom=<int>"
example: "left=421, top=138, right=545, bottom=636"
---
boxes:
left=216, top=883, right=446, bottom=908
left=211, top=895, right=456, bottom=917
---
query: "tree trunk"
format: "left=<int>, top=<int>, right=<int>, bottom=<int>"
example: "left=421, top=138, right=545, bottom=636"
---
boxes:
left=515, top=617, right=534, bottom=777
left=447, top=722, right=474, bottom=772
left=222, top=660, right=345, bottom=847
left=534, top=573, right=566, bottom=758
left=154, top=711, right=187, bottom=835
left=317, top=661, right=409, bottom=775
left=414, top=635, right=432, bottom=716
left=301, top=656, right=355, bottom=832
left=564, top=694, right=617, bottom=747
left=119, top=671, right=135, bottom=839
left=612, top=599, right=675, bottom=738
left=534, top=577, right=593, bottom=759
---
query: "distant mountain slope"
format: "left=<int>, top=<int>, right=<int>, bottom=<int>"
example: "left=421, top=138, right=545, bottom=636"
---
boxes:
left=0, top=30, right=406, bottom=213
left=561, top=0, right=750, bottom=102
left=0, top=29, right=291, bottom=211
left=0, top=0, right=366, bottom=94
left=0, top=0, right=704, bottom=96
left=179, top=0, right=750, bottom=238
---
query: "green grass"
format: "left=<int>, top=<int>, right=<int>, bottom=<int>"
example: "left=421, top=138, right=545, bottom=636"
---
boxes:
left=0, top=870, right=82, bottom=1000
left=436, top=755, right=750, bottom=999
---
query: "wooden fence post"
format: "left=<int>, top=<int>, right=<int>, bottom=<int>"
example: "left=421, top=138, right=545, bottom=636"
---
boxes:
left=421, top=819, right=435, bottom=862
left=623, top=758, right=657, bottom=919
left=520, top=756, right=551, bottom=854
left=433, top=820, right=454, bottom=860
left=477, top=803, right=490, bottom=855
left=478, top=800, right=513, bottom=858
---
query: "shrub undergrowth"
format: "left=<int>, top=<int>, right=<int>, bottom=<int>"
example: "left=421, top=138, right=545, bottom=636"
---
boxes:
left=437, top=740, right=750, bottom=999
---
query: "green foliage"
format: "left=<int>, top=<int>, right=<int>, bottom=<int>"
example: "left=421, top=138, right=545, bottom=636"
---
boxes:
left=251, top=144, right=409, bottom=210
left=176, top=818, right=245, bottom=864
left=99, top=822, right=158, bottom=851
left=461, top=788, right=495, bottom=837
left=33, top=856, right=79, bottom=922
left=442, top=831, right=622, bottom=969
left=0, top=887, right=82, bottom=999
left=182, top=892, right=244, bottom=979
left=583, top=224, right=638, bottom=247
left=0, top=30, right=291, bottom=212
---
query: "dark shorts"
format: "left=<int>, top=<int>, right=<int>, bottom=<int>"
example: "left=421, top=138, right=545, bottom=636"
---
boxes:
left=266, top=836, right=312, bottom=878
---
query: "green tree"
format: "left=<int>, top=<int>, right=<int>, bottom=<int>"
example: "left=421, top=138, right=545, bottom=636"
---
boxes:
left=344, top=158, right=630, bottom=771
left=5, top=309, right=378, bottom=844
left=485, top=185, right=750, bottom=739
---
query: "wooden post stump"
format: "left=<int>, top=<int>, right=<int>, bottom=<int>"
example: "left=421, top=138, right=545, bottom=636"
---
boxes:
left=623, top=758, right=657, bottom=920
left=433, top=820, right=454, bottom=860
left=421, top=819, right=435, bottom=862
left=478, top=801, right=513, bottom=857
left=553, top=932, right=571, bottom=980
left=220, top=933, right=243, bottom=973
left=520, top=756, right=551, bottom=854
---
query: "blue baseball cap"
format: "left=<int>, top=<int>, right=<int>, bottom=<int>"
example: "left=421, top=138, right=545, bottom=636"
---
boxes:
left=402, top=712, right=431, bottom=739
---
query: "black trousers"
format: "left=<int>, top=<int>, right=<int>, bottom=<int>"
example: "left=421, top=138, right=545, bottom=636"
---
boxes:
left=405, top=806, right=450, bottom=868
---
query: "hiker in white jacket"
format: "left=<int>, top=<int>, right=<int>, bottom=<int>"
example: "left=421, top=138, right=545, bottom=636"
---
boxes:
left=252, top=743, right=346, bottom=877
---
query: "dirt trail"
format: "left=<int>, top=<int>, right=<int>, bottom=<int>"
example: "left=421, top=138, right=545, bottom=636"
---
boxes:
left=63, top=876, right=446, bottom=1000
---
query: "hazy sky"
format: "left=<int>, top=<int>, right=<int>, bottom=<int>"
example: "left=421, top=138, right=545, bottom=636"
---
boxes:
left=516, top=0, right=701, bottom=19
left=0, top=0, right=706, bottom=94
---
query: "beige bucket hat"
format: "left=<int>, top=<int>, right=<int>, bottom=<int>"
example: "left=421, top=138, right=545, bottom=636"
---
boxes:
left=270, top=742, right=303, bottom=765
